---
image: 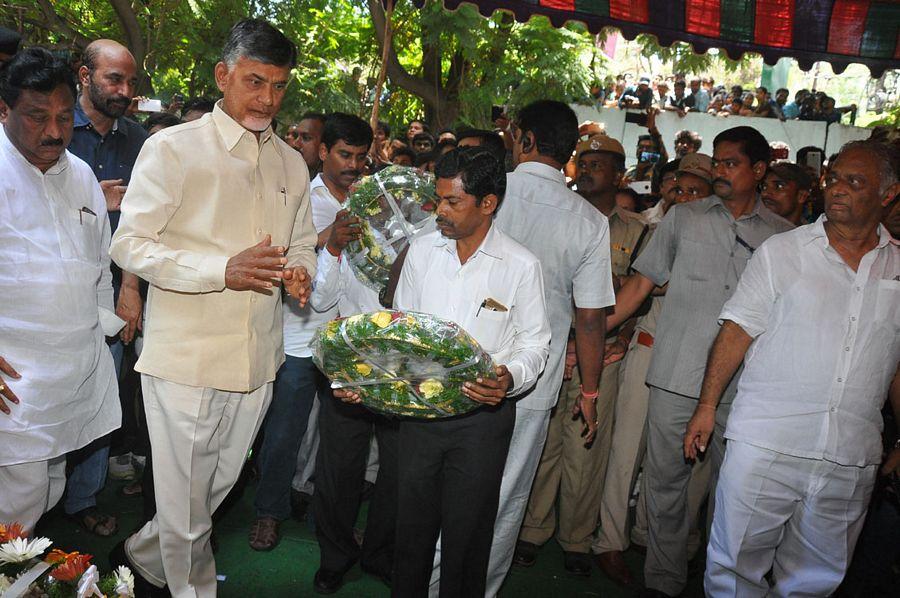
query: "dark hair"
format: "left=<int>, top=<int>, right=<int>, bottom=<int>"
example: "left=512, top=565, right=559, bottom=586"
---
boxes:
left=0, top=47, right=77, bottom=108
left=652, top=158, right=681, bottom=194
left=0, top=26, right=22, bottom=56
left=515, top=100, right=578, bottom=166
left=321, top=112, right=373, bottom=150
left=436, top=138, right=458, bottom=154
left=757, top=86, right=768, bottom=94
left=415, top=150, right=438, bottom=168
left=438, top=127, right=456, bottom=138
left=434, top=147, right=507, bottom=206
left=376, top=120, right=390, bottom=137
left=391, top=146, right=416, bottom=163
left=675, top=129, right=702, bottom=150
left=144, top=111, right=182, bottom=131
left=767, top=161, right=814, bottom=191
left=412, top=132, right=435, bottom=146
left=299, top=111, right=326, bottom=125
left=637, top=134, right=659, bottom=152
left=776, top=88, right=789, bottom=96
left=714, top=126, right=770, bottom=165
left=182, top=97, right=216, bottom=115
left=674, top=80, right=686, bottom=89
left=456, top=128, right=507, bottom=165
left=222, top=18, right=296, bottom=68
left=408, top=119, right=430, bottom=133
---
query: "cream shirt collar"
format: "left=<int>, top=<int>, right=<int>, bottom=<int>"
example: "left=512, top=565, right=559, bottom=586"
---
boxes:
left=433, top=221, right=505, bottom=261
left=211, top=100, right=276, bottom=154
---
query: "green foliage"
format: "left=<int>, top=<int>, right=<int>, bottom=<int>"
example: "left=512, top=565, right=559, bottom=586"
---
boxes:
left=2, top=0, right=603, bottom=130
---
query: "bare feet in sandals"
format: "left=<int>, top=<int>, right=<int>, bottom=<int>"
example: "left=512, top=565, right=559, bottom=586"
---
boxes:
left=67, top=507, right=118, bottom=537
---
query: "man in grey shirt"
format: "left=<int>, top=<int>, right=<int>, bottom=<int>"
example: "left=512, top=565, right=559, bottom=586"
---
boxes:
left=608, top=126, right=794, bottom=597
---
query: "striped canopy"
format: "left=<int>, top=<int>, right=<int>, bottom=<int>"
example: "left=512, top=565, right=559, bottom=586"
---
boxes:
left=426, top=0, right=900, bottom=77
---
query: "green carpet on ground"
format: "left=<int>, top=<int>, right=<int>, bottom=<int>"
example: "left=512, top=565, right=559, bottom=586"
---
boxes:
left=34, top=475, right=705, bottom=597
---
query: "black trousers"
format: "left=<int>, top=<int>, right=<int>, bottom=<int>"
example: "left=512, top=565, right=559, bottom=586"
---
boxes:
left=392, top=400, right=516, bottom=598
left=313, top=391, right=399, bottom=575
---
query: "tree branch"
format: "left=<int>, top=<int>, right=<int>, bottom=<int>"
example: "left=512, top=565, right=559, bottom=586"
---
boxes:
left=34, top=0, right=91, bottom=49
left=367, top=0, right=439, bottom=108
left=109, top=0, right=146, bottom=65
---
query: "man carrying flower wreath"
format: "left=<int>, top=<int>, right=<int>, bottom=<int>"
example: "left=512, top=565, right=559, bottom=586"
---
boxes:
left=340, top=147, right=551, bottom=596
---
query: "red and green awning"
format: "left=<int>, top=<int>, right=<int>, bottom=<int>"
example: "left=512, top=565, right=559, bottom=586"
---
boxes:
left=424, top=0, right=900, bottom=76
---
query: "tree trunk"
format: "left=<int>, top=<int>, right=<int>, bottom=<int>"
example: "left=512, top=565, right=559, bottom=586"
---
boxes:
left=367, top=0, right=461, bottom=128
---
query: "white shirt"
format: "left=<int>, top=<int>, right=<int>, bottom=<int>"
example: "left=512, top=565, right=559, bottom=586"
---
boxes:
left=0, top=132, right=121, bottom=466
left=495, top=162, right=615, bottom=409
left=721, top=216, right=900, bottom=466
left=394, top=226, right=550, bottom=396
left=282, top=174, right=341, bottom=358
left=642, top=201, right=666, bottom=225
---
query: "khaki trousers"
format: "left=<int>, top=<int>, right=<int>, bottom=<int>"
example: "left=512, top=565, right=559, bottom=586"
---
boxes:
left=126, top=375, right=272, bottom=598
left=592, top=338, right=712, bottom=557
left=0, top=456, right=66, bottom=534
left=519, top=358, right=621, bottom=553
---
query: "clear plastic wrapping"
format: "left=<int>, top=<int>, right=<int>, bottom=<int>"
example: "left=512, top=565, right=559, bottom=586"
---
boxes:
left=344, top=165, right=437, bottom=292
left=311, top=310, right=496, bottom=418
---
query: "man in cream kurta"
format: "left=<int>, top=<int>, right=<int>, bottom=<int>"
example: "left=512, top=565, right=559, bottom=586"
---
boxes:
left=109, top=19, right=317, bottom=598
left=0, top=48, right=122, bottom=533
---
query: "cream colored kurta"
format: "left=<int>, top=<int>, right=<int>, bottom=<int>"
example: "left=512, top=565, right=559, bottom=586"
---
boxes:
left=0, top=132, right=121, bottom=466
left=110, top=103, right=317, bottom=392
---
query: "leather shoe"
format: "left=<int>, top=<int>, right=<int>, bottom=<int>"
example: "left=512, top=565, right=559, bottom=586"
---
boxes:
left=512, top=540, right=538, bottom=567
left=595, top=550, right=635, bottom=587
left=108, top=540, right=170, bottom=597
left=563, top=551, right=591, bottom=576
left=313, top=568, right=344, bottom=594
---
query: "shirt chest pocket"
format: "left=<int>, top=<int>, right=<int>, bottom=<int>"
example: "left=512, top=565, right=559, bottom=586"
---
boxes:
left=60, top=210, right=100, bottom=262
left=468, top=308, right=510, bottom=354
left=874, top=279, right=900, bottom=331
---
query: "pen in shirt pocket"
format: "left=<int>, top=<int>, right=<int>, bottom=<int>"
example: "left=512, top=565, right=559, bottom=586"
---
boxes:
left=78, top=206, right=96, bottom=225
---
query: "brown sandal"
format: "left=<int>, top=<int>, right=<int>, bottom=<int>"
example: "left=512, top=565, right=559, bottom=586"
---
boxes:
left=67, top=507, right=118, bottom=537
left=248, top=516, right=280, bottom=551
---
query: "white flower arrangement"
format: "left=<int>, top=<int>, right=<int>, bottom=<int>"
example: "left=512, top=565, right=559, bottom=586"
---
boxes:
left=0, top=536, right=52, bottom=564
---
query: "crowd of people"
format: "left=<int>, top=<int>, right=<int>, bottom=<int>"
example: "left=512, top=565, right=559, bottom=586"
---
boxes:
left=0, top=18, right=899, bottom=598
left=591, top=72, right=858, bottom=123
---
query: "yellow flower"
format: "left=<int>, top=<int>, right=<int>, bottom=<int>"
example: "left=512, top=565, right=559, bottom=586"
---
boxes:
left=355, top=363, right=373, bottom=377
left=369, top=244, right=383, bottom=259
left=419, top=379, right=444, bottom=399
left=392, top=382, right=407, bottom=392
left=370, top=311, right=392, bottom=328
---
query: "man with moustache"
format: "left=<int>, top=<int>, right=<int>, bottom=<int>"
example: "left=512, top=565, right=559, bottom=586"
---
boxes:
left=593, top=153, right=716, bottom=588
left=687, top=140, right=899, bottom=596
left=760, top=161, right=813, bottom=226
left=608, top=126, right=793, bottom=597
left=303, top=113, right=400, bottom=594
left=517, top=134, right=646, bottom=575
left=286, top=111, right=326, bottom=176
left=64, top=39, right=148, bottom=536
left=109, top=20, right=316, bottom=597
left=0, top=48, right=122, bottom=533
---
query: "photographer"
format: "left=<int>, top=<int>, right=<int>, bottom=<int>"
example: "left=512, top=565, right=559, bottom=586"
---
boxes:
left=623, top=109, right=668, bottom=184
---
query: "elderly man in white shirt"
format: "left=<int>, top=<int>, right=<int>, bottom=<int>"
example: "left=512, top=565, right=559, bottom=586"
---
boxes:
left=373, top=147, right=549, bottom=597
left=0, top=48, right=122, bottom=532
left=684, top=140, right=900, bottom=597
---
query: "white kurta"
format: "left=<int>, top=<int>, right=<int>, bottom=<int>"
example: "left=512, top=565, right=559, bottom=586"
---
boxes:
left=0, top=131, right=121, bottom=466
